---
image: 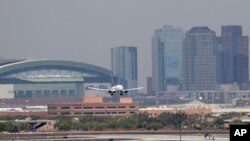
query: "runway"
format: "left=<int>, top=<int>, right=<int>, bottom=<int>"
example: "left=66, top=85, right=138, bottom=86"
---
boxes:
left=0, top=133, right=229, bottom=141
left=85, top=134, right=229, bottom=141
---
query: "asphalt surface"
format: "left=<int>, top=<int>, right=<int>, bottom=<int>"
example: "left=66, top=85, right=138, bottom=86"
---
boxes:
left=0, top=131, right=230, bottom=141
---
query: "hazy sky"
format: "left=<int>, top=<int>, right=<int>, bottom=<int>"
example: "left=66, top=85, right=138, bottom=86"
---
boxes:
left=1, top=0, right=250, bottom=88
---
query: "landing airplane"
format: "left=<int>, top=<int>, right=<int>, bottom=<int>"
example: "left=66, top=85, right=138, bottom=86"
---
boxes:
left=87, top=85, right=143, bottom=95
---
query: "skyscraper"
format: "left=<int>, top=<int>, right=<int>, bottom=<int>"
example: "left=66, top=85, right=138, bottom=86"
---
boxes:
left=111, top=46, right=138, bottom=95
left=152, top=25, right=184, bottom=93
left=147, top=77, right=153, bottom=95
left=183, top=27, right=218, bottom=91
left=218, top=25, right=249, bottom=85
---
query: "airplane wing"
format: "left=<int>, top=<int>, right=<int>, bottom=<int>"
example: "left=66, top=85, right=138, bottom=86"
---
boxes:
left=125, top=87, right=144, bottom=91
left=87, top=87, right=109, bottom=91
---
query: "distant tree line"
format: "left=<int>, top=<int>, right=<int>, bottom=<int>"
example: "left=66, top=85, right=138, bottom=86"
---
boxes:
left=0, top=122, right=30, bottom=132
left=51, top=112, right=245, bottom=131
left=0, top=112, right=245, bottom=132
left=0, top=115, right=42, bottom=132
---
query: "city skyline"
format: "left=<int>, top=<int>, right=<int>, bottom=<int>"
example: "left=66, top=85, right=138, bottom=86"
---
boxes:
left=152, top=25, right=249, bottom=93
left=1, top=0, right=250, bottom=89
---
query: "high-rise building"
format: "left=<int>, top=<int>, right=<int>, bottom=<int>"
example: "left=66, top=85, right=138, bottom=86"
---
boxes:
left=147, top=77, right=153, bottom=95
left=183, top=27, right=218, bottom=90
left=152, top=25, right=184, bottom=93
left=111, top=46, right=138, bottom=95
left=218, top=25, right=249, bottom=85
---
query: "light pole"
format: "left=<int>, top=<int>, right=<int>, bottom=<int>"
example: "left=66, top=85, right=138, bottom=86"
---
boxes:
left=142, top=121, right=147, bottom=131
left=179, top=110, right=182, bottom=141
left=88, top=122, right=90, bottom=131
left=56, top=119, right=60, bottom=131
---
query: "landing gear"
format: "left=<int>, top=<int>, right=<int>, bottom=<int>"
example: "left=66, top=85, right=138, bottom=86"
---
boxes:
left=120, top=92, right=123, bottom=96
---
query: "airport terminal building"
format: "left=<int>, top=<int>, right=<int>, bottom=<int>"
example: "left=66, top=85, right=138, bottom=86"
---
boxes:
left=0, top=59, right=113, bottom=101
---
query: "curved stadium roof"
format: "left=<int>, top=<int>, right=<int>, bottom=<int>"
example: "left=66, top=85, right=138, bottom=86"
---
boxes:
left=0, top=59, right=112, bottom=83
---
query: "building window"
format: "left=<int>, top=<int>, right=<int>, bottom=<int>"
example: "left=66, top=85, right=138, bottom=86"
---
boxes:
left=61, top=112, right=70, bottom=115
left=49, top=112, right=57, bottom=115
left=74, top=112, right=82, bottom=115
left=35, top=91, right=42, bottom=94
left=95, top=107, right=105, bottom=109
left=95, top=112, right=105, bottom=115
left=74, top=107, right=82, bottom=109
left=49, top=107, right=57, bottom=109
left=129, top=106, right=135, bottom=109
left=83, top=107, right=93, bottom=109
left=83, top=112, right=93, bottom=115
left=44, top=90, right=50, bottom=94
left=52, top=90, right=59, bottom=94
left=118, top=106, right=126, bottom=109
left=61, top=107, right=70, bottom=109
left=60, top=90, right=67, bottom=94
left=107, top=106, right=117, bottom=109
left=68, top=90, right=75, bottom=94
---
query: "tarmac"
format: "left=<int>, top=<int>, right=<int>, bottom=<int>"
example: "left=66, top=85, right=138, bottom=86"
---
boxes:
left=0, top=133, right=229, bottom=141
